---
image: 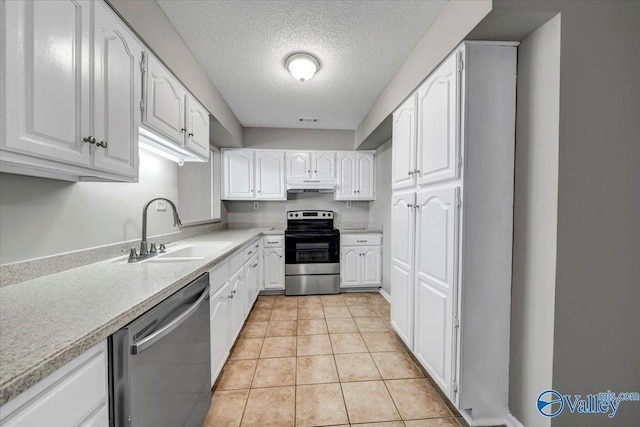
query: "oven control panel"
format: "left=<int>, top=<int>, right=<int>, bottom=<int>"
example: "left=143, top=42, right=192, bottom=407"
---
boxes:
left=287, top=210, right=333, bottom=220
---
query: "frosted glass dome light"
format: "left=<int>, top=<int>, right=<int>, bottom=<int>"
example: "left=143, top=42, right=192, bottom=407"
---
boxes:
left=286, top=53, right=320, bottom=82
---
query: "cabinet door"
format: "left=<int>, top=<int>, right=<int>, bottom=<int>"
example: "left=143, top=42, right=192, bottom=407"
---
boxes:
left=391, top=94, right=416, bottom=190
left=416, top=52, right=460, bottom=186
left=228, top=270, right=244, bottom=343
left=390, top=192, right=415, bottom=348
left=286, top=152, right=311, bottom=180
left=413, top=186, right=459, bottom=398
left=210, top=282, right=230, bottom=385
left=92, top=2, right=141, bottom=177
left=144, top=55, right=187, bottom=145
left=3, top=0, right=91, bottom=166
left=335, top=152, right=356, bottom=200
left=312, top=151, right=336, bottom=179
left=223, top=150, right=254, bottom=199
left=185, top=95, right=210, bottom=160
left=356, top=152, right=375, bottom=200
left=255, top=151, right=286, bottom=200
left=361, top=246, right=381, bottom=285
left=340, top=247, right=361, bottom=287
left=263, top=248, right=284, bottom=290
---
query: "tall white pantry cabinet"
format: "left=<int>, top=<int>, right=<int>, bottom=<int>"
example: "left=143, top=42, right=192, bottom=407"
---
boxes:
left=390, top=41, right=517, bottom=425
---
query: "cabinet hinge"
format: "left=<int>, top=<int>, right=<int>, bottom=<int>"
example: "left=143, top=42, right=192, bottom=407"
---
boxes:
left=456, top=195, right=461, bottom=209
left=140, top=99, right=145, bottom=112
left=457, top=155, right=462, bottom=168
left=454, top=316, right=460, bottom=329
left=140, top=52, right=146, bottom=73
left=457, top=56, right=464, bottom=73
left=452, top=381, right=459, bottom=393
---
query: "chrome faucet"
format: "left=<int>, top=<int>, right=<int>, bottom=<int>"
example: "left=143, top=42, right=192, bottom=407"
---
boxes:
left=139, top=197, right=182, bottom=257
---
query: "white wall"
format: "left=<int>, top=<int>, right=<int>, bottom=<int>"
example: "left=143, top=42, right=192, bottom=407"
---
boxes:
left=225, top=193, right=369, bottom=229
left=243, top=128, right=355, bottom=151
left=0, top=151, right=183, bottom=264
left=368, top=139, right=392, bottom=295
left=509, top=15, right=560, bottom=427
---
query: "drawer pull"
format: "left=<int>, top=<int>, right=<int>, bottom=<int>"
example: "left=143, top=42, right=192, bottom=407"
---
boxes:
left=356, top=240, right=368, bottom=243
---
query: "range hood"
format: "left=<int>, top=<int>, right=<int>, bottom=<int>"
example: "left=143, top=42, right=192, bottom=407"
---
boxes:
left=287, top=179, right=336, bottom=193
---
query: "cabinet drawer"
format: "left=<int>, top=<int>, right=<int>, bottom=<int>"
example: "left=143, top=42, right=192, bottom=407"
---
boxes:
left=228, top=249, right=247, bottom=274
left=244, top=240, right=259, bottom=259
left=209, top=261, right=229, bottom=294
left=341, top=234, right=382, bottom=246
left=263, top=236, right=284, bottom=248
left=0, top=342, right=108, bottom=426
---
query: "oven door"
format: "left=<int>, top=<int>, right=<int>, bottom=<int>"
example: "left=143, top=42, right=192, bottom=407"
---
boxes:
left=285, top=232, right=340, bottom=265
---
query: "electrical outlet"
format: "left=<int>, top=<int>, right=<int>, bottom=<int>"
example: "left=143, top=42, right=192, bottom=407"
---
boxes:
left=253, top=201, right=259, bottom=210
left=347, top=201, right=352, bottom=208
left=156, top=194, right=167, bottom=211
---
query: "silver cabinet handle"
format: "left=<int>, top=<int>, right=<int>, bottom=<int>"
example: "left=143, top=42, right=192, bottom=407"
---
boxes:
left=132, top=284, right=210, bottom=354
left=96, top=140, right=108, bottom=148
left=414, top=169, right=420, bottom=174
left=83, top=136, right=96, bottom=144
left=407, top=204, right=413, bottom=208
left=408, top=171, right=413, bottom=175
left=231, top=290, right=237, bottom=294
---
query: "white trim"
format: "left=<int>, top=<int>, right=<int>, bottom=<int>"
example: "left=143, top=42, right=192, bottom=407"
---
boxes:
left=506, top=412, right=525, bottom=427
left=459, top=411, right=508, bottom=427
left=379, top=288, right=391, bottom=303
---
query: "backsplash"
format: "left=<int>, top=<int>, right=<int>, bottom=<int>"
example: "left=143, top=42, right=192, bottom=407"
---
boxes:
left=224, top=193, right=370, bottom=229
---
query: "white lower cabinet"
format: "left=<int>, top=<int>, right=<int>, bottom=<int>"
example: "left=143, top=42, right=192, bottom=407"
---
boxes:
left=0, top=342, right=108, bottom=427
left=340, top=234, right=382, bottom=288
left=228, top=268, right=245, bottom=344
left=209, top=281, right=231, bottom=386
left=263, top=236, right=284, bottom=290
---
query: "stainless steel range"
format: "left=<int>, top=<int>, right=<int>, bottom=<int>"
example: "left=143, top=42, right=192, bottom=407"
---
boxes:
left=285, top=210, right=340, bottom=295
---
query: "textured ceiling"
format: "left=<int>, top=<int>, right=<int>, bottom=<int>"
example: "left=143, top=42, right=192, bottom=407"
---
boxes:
left=156, top=0, right=447, bottom=130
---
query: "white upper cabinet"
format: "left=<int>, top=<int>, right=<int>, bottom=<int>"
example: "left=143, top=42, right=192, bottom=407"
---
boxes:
left=143, top=54, right=187, bottom=145
left=286, top=152, right=312, bottom=180
left=416, top=53, right=460, bottom=186
left=92, top=1, right=141, bottom=177
left=286, top=151, right=336, bottom=181
left=222, top=149, right=286, bottom=200
left=335, top=151, right=375, bottom=200
left=3, top=0, right=91, bottom=167
left=312, top=151, right=336, bottom=180
left=185, top=96, right=210, bottom=159
left=1, top=0, right=141, bottom=182
left=223, top=150, right=254, bottom=199
left=255, top=151, right=286, bottom=199
left=142, top=53, right=209, bottom=161
left=392, top=94, right=417, bottom=190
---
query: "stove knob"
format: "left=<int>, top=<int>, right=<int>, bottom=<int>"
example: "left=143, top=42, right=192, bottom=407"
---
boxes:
left=295, top=213, right=299, bottom=217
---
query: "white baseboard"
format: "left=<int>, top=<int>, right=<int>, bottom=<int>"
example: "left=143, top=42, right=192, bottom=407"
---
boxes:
left=505, top=412, right=525, bottom=427
left=378, top=288, right=391, bottom=303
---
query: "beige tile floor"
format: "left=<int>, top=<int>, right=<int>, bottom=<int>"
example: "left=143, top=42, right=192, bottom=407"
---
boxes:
left=204, top=292, right=465, bottom=427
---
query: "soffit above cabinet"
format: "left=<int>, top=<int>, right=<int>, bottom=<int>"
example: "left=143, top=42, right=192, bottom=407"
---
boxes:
left=156, top=0, right=447, bottom=130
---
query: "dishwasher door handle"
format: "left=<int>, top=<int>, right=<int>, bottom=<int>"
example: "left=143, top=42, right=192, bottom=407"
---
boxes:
left=131, top=284, right=210, bottom=354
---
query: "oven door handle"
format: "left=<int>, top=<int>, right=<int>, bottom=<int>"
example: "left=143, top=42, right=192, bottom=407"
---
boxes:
left=131, top=284, right=210, bottom=355
left=285, top=232, right=339, bottom=238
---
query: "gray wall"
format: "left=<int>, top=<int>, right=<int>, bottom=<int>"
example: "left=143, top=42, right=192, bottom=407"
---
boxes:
left=355, top=0, right=492, bottom=148
left=509, top=15, right=561, bottom=427
left=549, top=2, right=640, bottom=425
left=243, top=128, right=355, bottom=151
left=106, top=0, right=243, bottom=146
left=368, top=139, right=392, bottom=295
left=0, top=151, right=182, bottom=264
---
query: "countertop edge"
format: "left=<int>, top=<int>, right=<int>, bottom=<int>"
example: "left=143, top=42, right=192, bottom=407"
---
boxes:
left=0, top=229, right=282, bottom=405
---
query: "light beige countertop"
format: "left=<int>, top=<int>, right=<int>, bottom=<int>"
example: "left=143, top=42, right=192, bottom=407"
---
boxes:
left=0, top=229, right=272, bottom=405
left=336, top=228, right=383, bottom=234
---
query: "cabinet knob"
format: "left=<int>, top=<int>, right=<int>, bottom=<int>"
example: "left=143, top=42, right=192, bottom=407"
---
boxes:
left=83, top=136, right=96, bottom=144
left=414, top=169, right=420, bottom=174
left=314, top=170, right=317, bottom=173
left=408, top=171, right=413, bottom=176
left=407, top=204, right=413, bottom=208
left=307, top=170, right=310, bottom=173
left=188, top=132, right=194, bottom=137
left=96, top=140, right=108, bottom=148
left=180, top=128, right=187, bottom=133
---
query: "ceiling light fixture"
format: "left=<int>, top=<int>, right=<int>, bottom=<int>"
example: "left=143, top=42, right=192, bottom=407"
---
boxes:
left=285, top=53, right=320, bottom=82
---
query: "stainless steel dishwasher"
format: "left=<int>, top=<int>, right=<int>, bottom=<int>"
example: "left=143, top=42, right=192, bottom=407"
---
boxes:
left=110, top=273, right=211, bottom=427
